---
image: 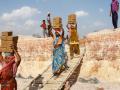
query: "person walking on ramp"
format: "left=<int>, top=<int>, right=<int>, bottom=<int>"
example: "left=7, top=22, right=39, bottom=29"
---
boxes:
left=50, top=17, right=65, bottom=76
left=67, top=14, right=80, bottom=59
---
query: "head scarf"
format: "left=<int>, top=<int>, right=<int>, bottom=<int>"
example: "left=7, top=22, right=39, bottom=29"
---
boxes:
left=55, top=28, right=63, bottom=35
left=4, top=52, right=13, bottom=57
left=4, top=52, right=15, bottom=62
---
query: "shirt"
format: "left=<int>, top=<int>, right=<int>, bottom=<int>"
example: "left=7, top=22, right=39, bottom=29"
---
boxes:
left=40, top=23, right=47, bottom=30
left=111, top=0, right=119, bottom=12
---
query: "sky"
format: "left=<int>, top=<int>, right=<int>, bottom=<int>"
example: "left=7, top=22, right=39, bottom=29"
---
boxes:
left=0, top=0, right=120, bottom=37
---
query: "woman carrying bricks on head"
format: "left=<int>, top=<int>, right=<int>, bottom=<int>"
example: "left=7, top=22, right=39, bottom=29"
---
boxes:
left=50, top=17, right=65, bottom=76
left=0, top=45, right=21, bottom=90
left=110, top=0, right=119, bottom=29
left=67, top=14, right=80, bottom=59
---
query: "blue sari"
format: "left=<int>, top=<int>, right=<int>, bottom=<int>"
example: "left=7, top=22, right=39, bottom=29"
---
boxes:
left=52, top=36, right=65, bottom=74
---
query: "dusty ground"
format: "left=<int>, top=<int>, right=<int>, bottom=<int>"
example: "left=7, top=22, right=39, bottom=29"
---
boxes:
left=16, top=60, right=51, bottom=90
left=71, top=81, right=120, bottom=90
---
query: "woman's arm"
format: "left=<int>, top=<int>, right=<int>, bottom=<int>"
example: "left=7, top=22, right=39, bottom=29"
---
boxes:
left=13, top=48, right=21, bottom=67
left=54, top=36, right=62, bottom=48
left=50, top=28, right=55, bottom=40
left=66, top=24, right=69, bottom=29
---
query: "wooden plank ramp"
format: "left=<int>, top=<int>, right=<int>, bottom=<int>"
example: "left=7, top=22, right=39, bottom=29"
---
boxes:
left=26, top=46, right=85, bottom=90
left=41, top=55, right=84, bottom=90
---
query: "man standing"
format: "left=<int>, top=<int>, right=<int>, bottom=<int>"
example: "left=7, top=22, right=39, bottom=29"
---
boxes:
left=47, top=13, right=52, bottom=37
left=110, top=0, right=119, bottom=29
left=40, top=20, right=47, bottom=38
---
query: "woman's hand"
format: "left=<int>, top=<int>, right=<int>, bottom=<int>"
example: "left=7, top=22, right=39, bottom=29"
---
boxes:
left=54, top=44, right=60, bottom=48
left=11, top=44, right=17, bottom=52
left=54, top=43, right=61, bottom=48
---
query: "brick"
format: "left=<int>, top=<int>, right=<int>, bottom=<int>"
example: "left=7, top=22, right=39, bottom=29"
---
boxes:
left=1, top=36, right=7, bottom=41
left=53, top=17, right=62, bottom=22
left=68, top=14, right=76, bottom=24
left=13, top=36, right=18, bottom=43
left=7, top=41, right=14, bottom=45
left=1, top=41, right=7, bottom=48
left=6, top=48, right=13, bottom=52
left=6, top=36, right=13, bottom=41
left=53, top=24, right=62, bottom=28
left=53, top=17, right=62, bottom=28
left=1, top=47, right=7, bottom=52
left=2, top=31, right=13, bottom=36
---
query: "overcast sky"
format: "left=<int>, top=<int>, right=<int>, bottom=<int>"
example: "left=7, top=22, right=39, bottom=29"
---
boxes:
left=0, top=0, right=120, bottom=37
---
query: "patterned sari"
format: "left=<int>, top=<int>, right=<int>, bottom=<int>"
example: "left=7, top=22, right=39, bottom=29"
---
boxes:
left=52, top=36, right=65, bottom=74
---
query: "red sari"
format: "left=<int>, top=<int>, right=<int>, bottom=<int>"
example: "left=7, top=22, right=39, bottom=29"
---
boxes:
left=0, top=56, right=18, bottom=90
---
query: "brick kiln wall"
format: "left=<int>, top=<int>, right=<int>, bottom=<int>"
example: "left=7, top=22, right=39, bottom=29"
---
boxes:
left=80, top=28, right=120, bottom=82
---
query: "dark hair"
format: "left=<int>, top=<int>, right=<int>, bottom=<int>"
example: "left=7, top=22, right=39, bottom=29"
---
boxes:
left=43, top=20, right=45, bottom=22
left=48, top=13, right=50, bottom=16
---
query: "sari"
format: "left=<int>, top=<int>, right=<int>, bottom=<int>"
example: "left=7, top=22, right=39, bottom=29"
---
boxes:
left=52, top=35, right=65, bottom=74
left=69, top=25, right=80, bottom=58
left=0, top=56, right=17, bottom=90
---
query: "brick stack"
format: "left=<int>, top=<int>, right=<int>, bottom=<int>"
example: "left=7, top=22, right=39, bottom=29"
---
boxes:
left=68, top=14, right=76, bottom=24
left=1, top=31, right=18, bottom=52
left=52, top=17, right=62, bottom=28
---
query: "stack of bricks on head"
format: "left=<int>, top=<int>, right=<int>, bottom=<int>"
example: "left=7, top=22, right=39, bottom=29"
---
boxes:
left=53, top=17, right=62, bottom=29
left=68, top=14, right=76, bottom=24
left=1, top=31, right=18, bottom=53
